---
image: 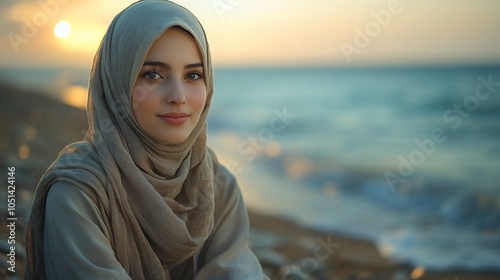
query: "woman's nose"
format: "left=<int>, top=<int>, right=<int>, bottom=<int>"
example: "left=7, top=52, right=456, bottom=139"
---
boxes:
left=165, top=76, right=187, bottom=105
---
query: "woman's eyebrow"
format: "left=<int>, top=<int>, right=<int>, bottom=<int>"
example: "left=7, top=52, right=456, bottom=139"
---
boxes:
left=184, top=63, right=203, bottom=69
left=143, top=61, right=168, bottom=68
left=142, top=61, right=203, bottom=70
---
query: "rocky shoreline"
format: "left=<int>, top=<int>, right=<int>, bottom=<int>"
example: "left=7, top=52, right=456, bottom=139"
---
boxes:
left=248, top=211, right=500, bottom=280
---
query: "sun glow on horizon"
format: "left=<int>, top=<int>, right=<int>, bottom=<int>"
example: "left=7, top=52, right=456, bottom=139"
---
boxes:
left=54, top=21, right=71, bottom=39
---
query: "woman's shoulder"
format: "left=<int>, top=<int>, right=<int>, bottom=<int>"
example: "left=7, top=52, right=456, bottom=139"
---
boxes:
left=45, top=181, right=99, bottom=214
left=212, top=162, right=243, bottom=206
left=44, top=180, right=109, bottom=235
left=41, top=140, right=108, bottom=194
left=214, top=163, right=236, bottom=185
left=55, top=141, right=104, bottom=173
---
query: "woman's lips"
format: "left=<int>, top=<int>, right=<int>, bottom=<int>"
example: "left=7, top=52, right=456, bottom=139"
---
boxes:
left=158, top=112, right=189, bottom=125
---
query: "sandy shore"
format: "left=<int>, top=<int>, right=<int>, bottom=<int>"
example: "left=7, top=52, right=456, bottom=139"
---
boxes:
left=1, top=82, right=499, bottom=279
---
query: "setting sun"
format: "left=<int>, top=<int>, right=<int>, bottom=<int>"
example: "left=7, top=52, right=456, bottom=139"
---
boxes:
left=54, top=21, right=71, bottom=39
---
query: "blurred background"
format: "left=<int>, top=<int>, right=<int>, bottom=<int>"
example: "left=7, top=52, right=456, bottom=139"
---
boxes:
left=1, top=0, right=500, bottom=279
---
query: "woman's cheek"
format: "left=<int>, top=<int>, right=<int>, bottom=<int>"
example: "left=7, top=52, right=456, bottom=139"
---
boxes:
left=191, top=87, right=207, bottom=114
left=132, top=86, right=158, bottom=110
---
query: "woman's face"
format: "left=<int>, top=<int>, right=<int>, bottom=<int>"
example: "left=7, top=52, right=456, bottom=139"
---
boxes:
left=132, top=27, right=206, bottom=144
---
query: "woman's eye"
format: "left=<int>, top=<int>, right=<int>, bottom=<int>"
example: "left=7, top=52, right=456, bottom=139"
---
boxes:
left=143, top=71, right=162, bottom=80
left=186, top=72, right=203, bottom=80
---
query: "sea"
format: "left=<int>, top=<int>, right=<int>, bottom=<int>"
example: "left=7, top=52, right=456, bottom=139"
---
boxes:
left=1, top=66, right=500, bottom=272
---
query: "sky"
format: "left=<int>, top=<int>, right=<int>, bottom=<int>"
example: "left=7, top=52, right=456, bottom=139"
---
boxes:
left=1, top=0, right=500, bottom=68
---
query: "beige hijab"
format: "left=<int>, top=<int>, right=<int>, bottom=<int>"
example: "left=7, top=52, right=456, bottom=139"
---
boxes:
left=25, top=1, right=218, bottom=279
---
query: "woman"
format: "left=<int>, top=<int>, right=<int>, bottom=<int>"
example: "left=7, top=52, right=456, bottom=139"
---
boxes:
left=25, top=0, right=268, bottom=279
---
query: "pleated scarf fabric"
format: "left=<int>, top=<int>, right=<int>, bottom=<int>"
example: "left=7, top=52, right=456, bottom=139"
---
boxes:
left=25, top=1, right=217, bottom=279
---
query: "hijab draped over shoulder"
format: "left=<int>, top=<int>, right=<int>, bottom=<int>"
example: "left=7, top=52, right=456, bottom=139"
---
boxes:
left=25, top=1, right=218, bottom=279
